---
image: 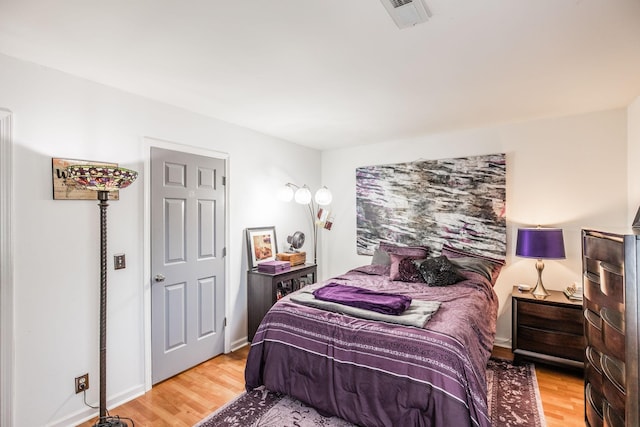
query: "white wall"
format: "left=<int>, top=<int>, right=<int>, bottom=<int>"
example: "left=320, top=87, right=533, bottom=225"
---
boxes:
left=628, top=96, right=640, bottom=223
left=0, top=53, right=320, bottom=427
left=320, top=109, right=628, bottom=345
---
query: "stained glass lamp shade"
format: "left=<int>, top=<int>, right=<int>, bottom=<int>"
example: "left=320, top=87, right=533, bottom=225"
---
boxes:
left=66, top=165, right=137, bottom=193
left=66, top=165, right=137, bottom=427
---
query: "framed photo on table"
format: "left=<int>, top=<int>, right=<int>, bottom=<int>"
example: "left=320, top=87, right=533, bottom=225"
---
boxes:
left=246, top=226, right=278, bottom=269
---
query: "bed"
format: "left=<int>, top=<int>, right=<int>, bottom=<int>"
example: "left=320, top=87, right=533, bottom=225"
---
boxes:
left=244, top=243, right=503, bottom=427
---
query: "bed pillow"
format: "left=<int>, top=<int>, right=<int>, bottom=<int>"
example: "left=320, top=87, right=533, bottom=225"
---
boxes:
left=371, top=248, right=392, bottom=266
left=440, top=244, right=505, bottom=284
left=415, top=256, right=465, bottom=287
left=379, top=242, right=430, bottom=257
left=389, top=254, right=424, bottom=282
left=372, top=242, right=430, bottom=266
left=449, top=257, right=495, bottom=283
left=350, top=264, right=390, bottom=277
left=389, top=253, right=425, bottom=282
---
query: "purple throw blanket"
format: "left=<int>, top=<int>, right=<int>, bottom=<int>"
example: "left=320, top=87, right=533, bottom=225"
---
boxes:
left=312, top=283, right=412, bottom=315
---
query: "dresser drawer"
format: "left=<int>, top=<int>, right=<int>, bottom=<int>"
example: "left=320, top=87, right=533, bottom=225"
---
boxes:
left=517, top=300, right=583, bottom=335
left=585, top=309, right=605, bottom=352
left=517, top=325, right=584, bottom=362
left=601, top=307, right=625, bottom=362
left=584, top=272, right=607, bottom=312
left=583, top=234, right=623, bottom=267
left=586, top=346, right=603, bottom=392
left=602, top=355, right=626, bottom=416
left=599, top=262, right=624, bottom=306
left=604, top=401, right=625, bottom=427
left=586, top=383, right=604, bottom=427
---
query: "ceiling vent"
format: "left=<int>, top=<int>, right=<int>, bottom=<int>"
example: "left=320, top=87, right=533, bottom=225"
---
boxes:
left=380, top=0, right=431, bottom=29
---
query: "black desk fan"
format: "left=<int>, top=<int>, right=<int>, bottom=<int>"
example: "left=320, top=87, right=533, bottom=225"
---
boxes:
left=287, top=231, right=305, bottom=252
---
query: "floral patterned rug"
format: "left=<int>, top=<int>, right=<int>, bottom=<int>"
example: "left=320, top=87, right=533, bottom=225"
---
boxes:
left=196, top=358, right=545, bottom=427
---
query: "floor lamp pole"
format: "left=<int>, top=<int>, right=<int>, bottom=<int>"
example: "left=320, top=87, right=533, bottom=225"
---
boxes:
left=96, top=191, right=129, bottom=427
left=98, top=190, right=108, bottom=421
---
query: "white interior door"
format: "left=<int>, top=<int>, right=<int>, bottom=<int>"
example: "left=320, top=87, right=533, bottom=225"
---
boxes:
left=150, top=147, right=226, bottom=384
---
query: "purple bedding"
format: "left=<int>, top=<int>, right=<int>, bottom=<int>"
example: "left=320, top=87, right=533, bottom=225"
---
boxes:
left=245, top=265, right=498, bottom=427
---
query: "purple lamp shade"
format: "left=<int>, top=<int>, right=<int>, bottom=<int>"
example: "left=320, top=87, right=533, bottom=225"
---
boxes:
left=516, top=228, right=566, bottom=259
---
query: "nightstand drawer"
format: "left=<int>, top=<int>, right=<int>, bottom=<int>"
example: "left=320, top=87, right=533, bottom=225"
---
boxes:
left=517, top=325, right=585, bottom=362
left=512, top=287, right=585, bottom=369
left=517, top=300, right=583, bottom=335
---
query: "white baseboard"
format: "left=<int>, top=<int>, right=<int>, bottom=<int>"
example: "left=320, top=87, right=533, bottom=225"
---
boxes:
left=493, top=336, right=512, bottom=348
left=231, top=337, right=249, bottom=352
left=47, top=384, right=145, bottom=427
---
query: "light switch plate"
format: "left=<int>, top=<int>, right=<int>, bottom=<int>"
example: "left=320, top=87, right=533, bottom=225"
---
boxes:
left=114, top=253, right=126, bottom=270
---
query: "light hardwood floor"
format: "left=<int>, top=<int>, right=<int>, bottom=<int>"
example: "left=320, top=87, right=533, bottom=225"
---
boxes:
left=78, top=345, right=584, bottom=426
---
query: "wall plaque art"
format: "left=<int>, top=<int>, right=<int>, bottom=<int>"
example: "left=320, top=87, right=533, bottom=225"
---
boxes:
left=52, top=158, right=120, bottom=200
left=356, top=153, right=506, bottom=260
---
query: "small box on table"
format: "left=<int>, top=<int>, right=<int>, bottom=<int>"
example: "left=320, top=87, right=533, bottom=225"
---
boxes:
left=258, top=260, right=291, bottom=273
left=276, top=251, right=306, bottom=266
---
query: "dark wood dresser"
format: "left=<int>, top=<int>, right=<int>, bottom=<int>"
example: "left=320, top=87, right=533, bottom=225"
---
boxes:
left=247, top=263, right=317, bottom=341
left=582, top=228, right=640, bottom=427
left=511, top=287, right=584, bottom=369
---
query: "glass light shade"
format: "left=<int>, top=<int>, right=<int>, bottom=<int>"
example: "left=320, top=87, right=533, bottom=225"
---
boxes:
left=66, top=165, right=138, bottom=191
left=516, top=228, right=566, bottom=259
left=314, top=186, right=333, bottom=205
left=294, top=185, right=312, bottom=204
left=278, top=184, right=295, bottom=202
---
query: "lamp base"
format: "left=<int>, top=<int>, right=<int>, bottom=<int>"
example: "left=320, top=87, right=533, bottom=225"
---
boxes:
left=94, top=416, right=132, bottom=427
left=531, top=282, right=550, bottom=299
left=531, top=259, right=550, bottom=299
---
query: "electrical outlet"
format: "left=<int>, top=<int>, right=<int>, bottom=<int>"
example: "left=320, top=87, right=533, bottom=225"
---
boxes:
left=75, top=373, right=89, bottom=394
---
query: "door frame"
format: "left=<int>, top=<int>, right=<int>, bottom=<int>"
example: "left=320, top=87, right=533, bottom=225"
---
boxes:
left=142, top=137, right=230, bottom=391
left=0, top=109, right=13, bottom=426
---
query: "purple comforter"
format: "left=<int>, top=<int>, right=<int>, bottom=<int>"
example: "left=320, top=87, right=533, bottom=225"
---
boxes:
left=245, top=265, right=498, bottom=427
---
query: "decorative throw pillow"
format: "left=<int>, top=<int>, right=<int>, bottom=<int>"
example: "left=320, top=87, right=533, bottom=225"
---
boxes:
left=399, top=257, right=426, bottom=282
left=372, top=242, right=430, bottom=266
left=371, top=248, right=392, bottom=266
left=440, top=244, right=505, bottom=284
left=389, top=253, right=425, bottom=282
left=448, top=256, right=495, bottom=283
left=416, top=256, right=465, bottom=287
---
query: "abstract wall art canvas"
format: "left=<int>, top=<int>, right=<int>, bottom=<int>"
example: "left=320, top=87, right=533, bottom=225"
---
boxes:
left=356, top=153, right=506, bottom=260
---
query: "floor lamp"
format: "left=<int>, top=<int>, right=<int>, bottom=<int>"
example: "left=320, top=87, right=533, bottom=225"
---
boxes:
left=279, top=183, right=333, bottom=264
left=67, top=165, right=138, bottom=427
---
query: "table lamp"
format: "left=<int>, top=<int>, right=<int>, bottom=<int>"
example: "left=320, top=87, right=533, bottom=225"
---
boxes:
left=515, top=227, right=566, bottom=298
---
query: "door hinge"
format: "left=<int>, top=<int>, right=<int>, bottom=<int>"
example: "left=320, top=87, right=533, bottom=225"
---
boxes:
left=224, top=317, right=227, bottom=327
left=222, top=176, right=226, bottom=186
left=222, top=247, right=226, bottom=257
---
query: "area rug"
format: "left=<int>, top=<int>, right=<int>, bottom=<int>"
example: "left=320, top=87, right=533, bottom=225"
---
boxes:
left=196, top=358, right=545, bottom=427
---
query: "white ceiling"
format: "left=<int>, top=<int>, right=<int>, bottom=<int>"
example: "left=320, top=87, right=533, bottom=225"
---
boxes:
left=1, top=0, right=639, bottom=150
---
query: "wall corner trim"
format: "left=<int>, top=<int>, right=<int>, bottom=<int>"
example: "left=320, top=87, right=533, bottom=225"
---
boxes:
left=0, top=108, right=14, bottom=427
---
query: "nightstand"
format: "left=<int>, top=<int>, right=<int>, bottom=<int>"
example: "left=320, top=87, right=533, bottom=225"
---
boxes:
left=247, top=263, right=317, bottom=341
left=511, top=286, right=585, bottom=369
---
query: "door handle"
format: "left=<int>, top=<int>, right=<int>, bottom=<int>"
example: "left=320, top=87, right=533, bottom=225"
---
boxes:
left=154, top=274, right=166, bottom=282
